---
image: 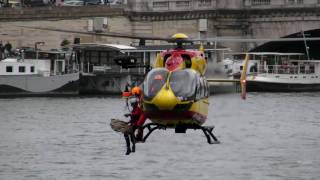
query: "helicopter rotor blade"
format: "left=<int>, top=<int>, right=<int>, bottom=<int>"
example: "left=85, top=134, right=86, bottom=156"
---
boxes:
left=18, top=26, right=172, bottom=41
left=17, top=26, right=320, bottom=43
left=193, top=37, right=320, bottom=42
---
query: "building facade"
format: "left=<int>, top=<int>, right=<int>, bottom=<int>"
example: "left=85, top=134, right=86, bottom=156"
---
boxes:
left=127, top=0, right=320, bottom=53
left=1, top=0, right=320, bottom=54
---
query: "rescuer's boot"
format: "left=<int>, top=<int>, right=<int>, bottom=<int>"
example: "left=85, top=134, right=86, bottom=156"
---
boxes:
left=125, top=134, right=131, bottom=155
left=135, top=128, right=144, bottom=142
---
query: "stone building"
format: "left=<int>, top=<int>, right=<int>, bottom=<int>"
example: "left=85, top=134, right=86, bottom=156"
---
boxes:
left=0, top=0, right=320, bottom=56
left=127, top=0, right=320, bottom=56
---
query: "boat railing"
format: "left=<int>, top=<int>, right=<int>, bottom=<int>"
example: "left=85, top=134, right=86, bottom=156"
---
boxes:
left=258, top=65, right=316, bottom=75
left=80, top=62, right=146, bottom=75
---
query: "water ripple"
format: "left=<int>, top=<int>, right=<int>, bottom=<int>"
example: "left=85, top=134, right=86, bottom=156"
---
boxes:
left=0, top=94, right=320, bottom=179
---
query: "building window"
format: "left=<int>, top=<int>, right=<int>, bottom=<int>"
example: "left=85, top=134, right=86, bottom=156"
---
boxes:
left=176, top=1, right=190, bottom=7
left=31, top=66, right=35, bottom=73
left=6, top=66, right=13, bottom=73
left=251, top=0, right=270, bottom=5
left=198, top=0, right=211, bottom=7
left=19, top=66, right=26, bottom=73
left=153, top=1, right=169, bottom=8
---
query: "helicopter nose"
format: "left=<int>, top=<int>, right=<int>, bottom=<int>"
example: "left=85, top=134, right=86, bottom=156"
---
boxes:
left=152, top=87, right=178, bottom=110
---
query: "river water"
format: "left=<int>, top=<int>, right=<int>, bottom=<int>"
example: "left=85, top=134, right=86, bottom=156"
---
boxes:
left=0, top=93, right=320, bottom=180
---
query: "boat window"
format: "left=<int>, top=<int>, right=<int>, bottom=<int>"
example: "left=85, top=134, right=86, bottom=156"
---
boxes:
left=38, top=52, right=50, bottom=59
left=169, top=69, right=197, bottom=100
left=6, top=66, right=13, bottom=73
left=58, top=53, right=65, bottom=59
left=30, top=66, right=35, bottom=73
left=103, top=80, right=110, bottom=87
left=110, top=51, right=121, bottom=65
left=268, top=66, right=273, bottom=73
left=250, top=63, right=258, bottom=73
left=19, top=66, right=25, bottom=73
left=143, top=68, right=169, bottom=100
left=310, top=64, right=315, bottom=74
left=100, top=52, right=109, bottom=64
left=90, top=51, right=99, bottom=64
left=24, top=51, right=36, bottom=59
left=300, top=65, right=305, bottom=74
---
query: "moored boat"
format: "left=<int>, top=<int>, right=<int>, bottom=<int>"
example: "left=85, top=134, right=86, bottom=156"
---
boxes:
left=228, top=52, right=320, bottom=92
left=0, top=50, right=79, bottom=97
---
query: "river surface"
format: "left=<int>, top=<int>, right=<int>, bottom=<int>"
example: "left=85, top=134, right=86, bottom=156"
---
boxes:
left=0, top=93, right=320, bottom=180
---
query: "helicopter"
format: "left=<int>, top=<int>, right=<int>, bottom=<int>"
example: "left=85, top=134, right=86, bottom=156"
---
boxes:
left=18, top=26, right=320, bottom=145
left=113, top=33, right=249, bottom=144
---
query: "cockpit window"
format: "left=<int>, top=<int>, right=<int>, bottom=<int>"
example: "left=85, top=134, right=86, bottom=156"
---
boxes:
left=169, top=69, right=198, bottom=100
left=143, top=68, right=169, bottom=100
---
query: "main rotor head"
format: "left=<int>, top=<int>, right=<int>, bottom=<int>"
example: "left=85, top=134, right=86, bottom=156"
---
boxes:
left=171, top=33, right=189, bottom=40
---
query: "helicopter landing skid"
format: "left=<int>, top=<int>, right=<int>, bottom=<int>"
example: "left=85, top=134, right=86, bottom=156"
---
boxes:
left=200, top=125, right=220, bottom=144
left=142, top=123, right=167, bottom=142
left=141, top=123, right=220, bottom=144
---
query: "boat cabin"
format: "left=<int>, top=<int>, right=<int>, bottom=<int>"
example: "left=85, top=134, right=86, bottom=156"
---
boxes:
left=224, top=52, right=320, bottom=76
left=246, top=52, right=320, bottom=75
left=242, top=53, right=320, bottom=92
left=0, top=50, right=70, bottom=76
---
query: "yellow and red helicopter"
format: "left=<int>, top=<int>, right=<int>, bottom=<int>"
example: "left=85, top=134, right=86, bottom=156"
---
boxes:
left=116, top=33, right=249, bottom=144
left=19, top=26, right=317, bottom=145
left=19, top=25, right=244, bottom=144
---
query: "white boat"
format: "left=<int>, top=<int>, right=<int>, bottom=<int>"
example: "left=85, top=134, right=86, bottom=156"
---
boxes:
left=0, top=50, right=79, bottom=97
left=226, top=52, right=320, bottom=92
left=223, top=52, right=260, bottom=77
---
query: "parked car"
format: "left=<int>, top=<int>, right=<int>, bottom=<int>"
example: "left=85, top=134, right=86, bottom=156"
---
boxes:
left=83, top=0, right=101, bottom=5
left=106, top=0, right=121, bottom=5
left=62, top=0, right=83, bottom=6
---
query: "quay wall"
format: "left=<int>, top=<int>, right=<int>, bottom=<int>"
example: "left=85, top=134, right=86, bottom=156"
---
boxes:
left=0, top=6, right=132, bottom=50
left=1, top=5, right=320, bottom=52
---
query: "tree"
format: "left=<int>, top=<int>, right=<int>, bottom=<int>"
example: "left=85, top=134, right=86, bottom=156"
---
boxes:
left=60, top=39, right=70, bottom=50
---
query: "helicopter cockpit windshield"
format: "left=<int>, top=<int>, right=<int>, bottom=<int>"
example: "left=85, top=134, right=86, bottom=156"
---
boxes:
left=143, top=68, right=169, bottom=100
left=143, top=68, right=198, bottom=101
left=169, top=69, right=197, bottom=100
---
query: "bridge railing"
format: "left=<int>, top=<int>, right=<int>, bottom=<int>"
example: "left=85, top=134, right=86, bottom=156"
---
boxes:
left=0, top=5, right=124, bottom=21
